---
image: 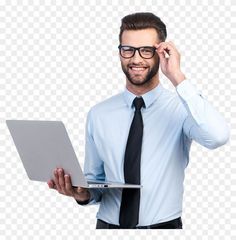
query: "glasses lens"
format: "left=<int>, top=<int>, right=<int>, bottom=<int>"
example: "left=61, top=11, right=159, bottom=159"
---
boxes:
left=120, top=46, right=134, bottom=58
left=140, top=47, right=155, bottom=59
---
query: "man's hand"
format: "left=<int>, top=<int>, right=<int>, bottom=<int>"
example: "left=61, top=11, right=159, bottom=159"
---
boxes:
left=154, top=41, right=186, bottom=87
left=47, top=168, right=90, bottom=202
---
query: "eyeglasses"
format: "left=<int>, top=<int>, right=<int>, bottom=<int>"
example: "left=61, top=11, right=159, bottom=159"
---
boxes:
left=118, top=45, right=157, bottom=59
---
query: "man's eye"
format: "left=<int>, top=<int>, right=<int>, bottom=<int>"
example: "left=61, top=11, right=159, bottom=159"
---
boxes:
left=123, top=48, right=133, bottom=52
left=141, top=48, right=153, bottom=53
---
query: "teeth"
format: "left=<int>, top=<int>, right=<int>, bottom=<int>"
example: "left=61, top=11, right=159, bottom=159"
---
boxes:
left=131, top=67, right=146, bottom=71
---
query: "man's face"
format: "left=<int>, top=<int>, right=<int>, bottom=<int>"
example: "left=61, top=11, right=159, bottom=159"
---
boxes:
left=119, top=28, right=160, bottom=86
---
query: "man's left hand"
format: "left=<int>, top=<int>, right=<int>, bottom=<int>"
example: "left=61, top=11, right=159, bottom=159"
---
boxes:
left=154, top=41, right=186, bottom=87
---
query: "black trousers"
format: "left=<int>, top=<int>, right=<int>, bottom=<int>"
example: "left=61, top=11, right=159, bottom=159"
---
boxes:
left=96, top=217, right=183, bottom=229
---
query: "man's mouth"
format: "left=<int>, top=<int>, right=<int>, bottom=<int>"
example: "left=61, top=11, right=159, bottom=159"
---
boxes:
left=129, top=66, right=148, bottom=74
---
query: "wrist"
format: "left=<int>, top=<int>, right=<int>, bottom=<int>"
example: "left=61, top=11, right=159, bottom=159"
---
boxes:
left=171, top=71, right=186, bottom=87
left=74, top=189, right=90, bottom=202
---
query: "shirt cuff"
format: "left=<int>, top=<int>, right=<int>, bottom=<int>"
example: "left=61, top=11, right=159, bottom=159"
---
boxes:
left=75, top=198, right=90, bottom=205
left=75, top=189, right=98, bottom=206
left=176, top=80, right=201, bottom=101
left=75, top=189, right=93, bottom=206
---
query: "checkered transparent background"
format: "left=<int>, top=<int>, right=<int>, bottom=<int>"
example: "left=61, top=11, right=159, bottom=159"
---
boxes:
left=0, top=0, right=235, bottom=239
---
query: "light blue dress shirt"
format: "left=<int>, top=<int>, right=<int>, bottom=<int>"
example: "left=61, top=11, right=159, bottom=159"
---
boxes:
left=82, top=80, right=229, bottom=226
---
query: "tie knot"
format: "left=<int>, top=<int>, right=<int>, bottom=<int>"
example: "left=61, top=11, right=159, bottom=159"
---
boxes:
left=133, top=97, right=145, bottom=111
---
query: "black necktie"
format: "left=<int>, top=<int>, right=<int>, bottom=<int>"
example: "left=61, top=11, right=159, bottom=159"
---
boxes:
left=119, top=96, right=145, bottom=228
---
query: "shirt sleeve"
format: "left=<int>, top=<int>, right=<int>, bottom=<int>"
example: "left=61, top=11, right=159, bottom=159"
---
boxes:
left=76, top=108, right=107, bottom=206
left=176, top=80, right=230, bottom=149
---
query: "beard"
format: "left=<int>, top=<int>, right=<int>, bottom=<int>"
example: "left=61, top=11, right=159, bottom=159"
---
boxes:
left=121, top=57, right=160, bottom=86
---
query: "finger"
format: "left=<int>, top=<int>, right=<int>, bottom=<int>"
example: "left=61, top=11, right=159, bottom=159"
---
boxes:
left=167, top=41, right=180, bottom=54
left=155, top=42, right=165, bottom=53
left=54, top=168, right=61, bottom=191
left=154, top=42, right=166, bottom=51
left=162, top=45, right=172, bottom=56
left=154, top=42, right=162, bottom=49
left=156, top=44, right=168, bottom=61
left=157, top=43, right=173, bottom=55
left=168, top=41, right=175, bottom=48
left=58, top=168, right=66, bottom=191
left=157, top=47, right=169, bottom=58
left=47, top=180, right=57, bottom=190
left=47, top=179, right=53, bottom=188
left=65, top=174, right=74, bottom=194
left=156, top=49, right=166, bottom=61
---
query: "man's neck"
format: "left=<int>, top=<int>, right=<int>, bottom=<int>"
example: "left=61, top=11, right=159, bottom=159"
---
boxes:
left=126, top=76, right=160, bottom=96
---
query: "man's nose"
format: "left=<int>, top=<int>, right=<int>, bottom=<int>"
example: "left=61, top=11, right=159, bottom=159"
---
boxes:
left=132, top=49, right=143, bottom=63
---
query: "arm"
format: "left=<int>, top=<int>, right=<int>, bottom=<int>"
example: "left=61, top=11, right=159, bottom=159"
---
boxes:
left=77, top=108, right=107, bottom=205
left=47, top=109, right=107, bottom=206
left=155, top=41, right=230, bottom=148
left=176, top=80, right=230, bottom=149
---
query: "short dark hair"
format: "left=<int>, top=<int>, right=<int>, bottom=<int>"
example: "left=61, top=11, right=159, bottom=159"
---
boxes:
left=119, top=12, right=167, bottom=43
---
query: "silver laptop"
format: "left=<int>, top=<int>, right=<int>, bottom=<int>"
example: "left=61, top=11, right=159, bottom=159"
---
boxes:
left=6, top=120, right=141, bottom=189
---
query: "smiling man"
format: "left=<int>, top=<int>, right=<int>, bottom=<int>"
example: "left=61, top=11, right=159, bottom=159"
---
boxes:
left=119, top=28, right=161, bottom=88
left=48, top=12, right=230, bottom=229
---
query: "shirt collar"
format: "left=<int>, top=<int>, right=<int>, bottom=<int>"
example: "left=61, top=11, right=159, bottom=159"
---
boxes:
left=123, top=83, right=164, bottom=109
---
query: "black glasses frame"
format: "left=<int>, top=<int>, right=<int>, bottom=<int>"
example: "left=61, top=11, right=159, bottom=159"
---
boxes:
left=118, top=45, right=157, bottom=59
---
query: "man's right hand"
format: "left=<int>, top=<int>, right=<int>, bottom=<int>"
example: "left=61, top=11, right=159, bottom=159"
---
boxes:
left=47, top=168, right=90, bottom=202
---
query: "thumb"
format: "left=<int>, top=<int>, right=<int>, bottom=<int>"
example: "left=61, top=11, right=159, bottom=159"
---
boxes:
left=158, top=52, right=167, bottom=71
left=157, top=50, right=166, bottom=63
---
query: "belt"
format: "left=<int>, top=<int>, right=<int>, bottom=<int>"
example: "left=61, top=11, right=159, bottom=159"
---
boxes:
left=96, top=217, right=182, bottom=229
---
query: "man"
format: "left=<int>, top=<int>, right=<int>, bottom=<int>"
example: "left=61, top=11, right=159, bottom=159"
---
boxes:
left=47, top=12, right=229, bottom=229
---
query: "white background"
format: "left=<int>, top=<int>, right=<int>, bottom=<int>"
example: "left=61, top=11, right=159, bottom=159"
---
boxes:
left=0, top=0, right=235, bottom=239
